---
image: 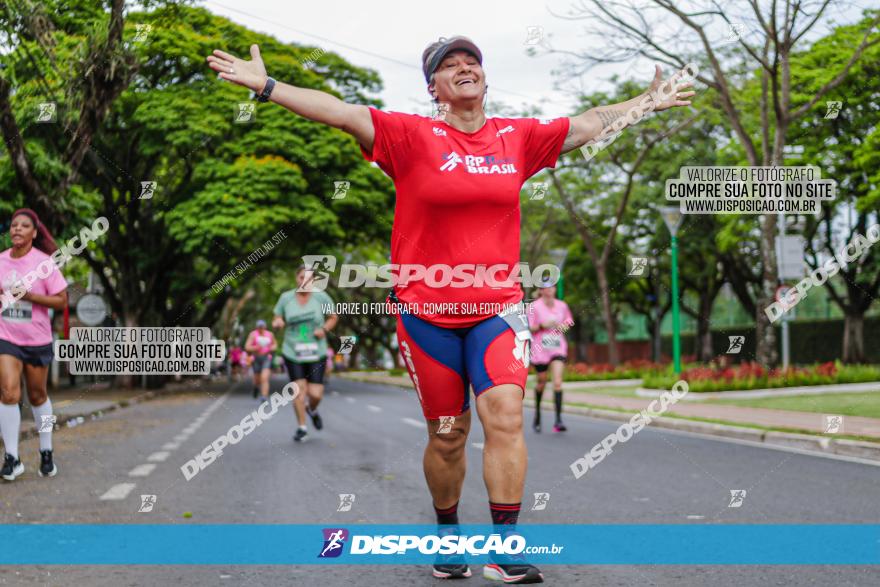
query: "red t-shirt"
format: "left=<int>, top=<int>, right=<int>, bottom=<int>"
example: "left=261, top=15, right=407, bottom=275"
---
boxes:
left=361, top=109, right=569, bottom=327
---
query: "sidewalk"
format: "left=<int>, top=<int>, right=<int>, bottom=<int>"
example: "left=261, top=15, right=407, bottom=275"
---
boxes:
left=340, top=372, right=880, bottom=441
left=18, top=378, right=230, bottom=438
left=561, top=389, right=880, bottom=439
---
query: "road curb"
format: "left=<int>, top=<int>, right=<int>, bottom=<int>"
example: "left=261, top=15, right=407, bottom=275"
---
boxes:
left=636, top=380, right=880, bottom=400
left=21, top=380, right=222, bottom=441
left=529, top=400, right=880, bottom=462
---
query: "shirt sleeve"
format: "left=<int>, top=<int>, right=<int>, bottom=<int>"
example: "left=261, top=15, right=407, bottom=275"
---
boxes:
left=521, top=117, right=570, bottom=180
left=273, top=293, right=287, bottom=317
left=44, top=261, right=68, bottom=296
left=359, top=108, right=422, bottom=179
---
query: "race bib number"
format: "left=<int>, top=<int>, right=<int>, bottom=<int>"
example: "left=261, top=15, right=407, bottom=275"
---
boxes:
left=256, top=335, right=271, bottom=348
left=541, top=334, right=561, bottom=349
left=1, top=301, right=32, bottom=323
left=498, top=302, right=531, bottom=369
left=293, top=342, right=319, bottom=362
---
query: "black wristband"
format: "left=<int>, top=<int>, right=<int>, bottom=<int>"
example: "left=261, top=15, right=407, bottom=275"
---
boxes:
left=257, top=77, right=276, bottom=103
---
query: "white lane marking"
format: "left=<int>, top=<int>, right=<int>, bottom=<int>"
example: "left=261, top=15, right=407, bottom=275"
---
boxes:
left=100, top=483, right=136, bottom=500
left=402, top=417, right=424, bottom=429
left=147, top=451, right=170, bottom=462
left=183, top=426, right=198, bottom=434
left=174, top=434, right=189, bottom=442
left=367, top=405, right=382, bottom=413
left=161, top=443, right=179, bottom=451
left=686, top=515, right=705, bottom=520
left=471, top=442, right=484, bottom=449
left=128, top=464, right=156, bottom=477
left=345, top=397, right=356, bottom=403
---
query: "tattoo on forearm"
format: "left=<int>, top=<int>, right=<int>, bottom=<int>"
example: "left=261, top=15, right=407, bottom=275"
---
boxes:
left=597, top=109, right=625, bottom=129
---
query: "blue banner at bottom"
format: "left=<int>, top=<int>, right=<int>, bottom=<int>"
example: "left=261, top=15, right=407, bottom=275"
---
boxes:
left=0, top=525, right=877, bottom=565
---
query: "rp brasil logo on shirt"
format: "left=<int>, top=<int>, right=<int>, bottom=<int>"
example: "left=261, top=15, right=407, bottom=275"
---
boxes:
left=440, top=152, right=518, bottom=175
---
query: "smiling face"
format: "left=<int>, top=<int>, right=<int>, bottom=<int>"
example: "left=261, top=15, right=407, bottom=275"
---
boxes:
left=429, top=50, right=486, bottom=107
left=9, top=214, right=36, bottom=250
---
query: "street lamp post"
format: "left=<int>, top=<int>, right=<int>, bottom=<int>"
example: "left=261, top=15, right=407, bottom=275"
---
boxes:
left=548, top=248, right=569, bottom=300
left=661, top=207, right=684, bottom=375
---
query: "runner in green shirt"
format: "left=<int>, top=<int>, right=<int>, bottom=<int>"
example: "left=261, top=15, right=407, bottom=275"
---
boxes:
left=272, top=265, right=338, bottom=443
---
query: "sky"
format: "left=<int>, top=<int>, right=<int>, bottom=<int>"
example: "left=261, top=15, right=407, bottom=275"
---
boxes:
left=202, top=0, right=872, bottom=119
left=202, top=0, right=657, bottom=118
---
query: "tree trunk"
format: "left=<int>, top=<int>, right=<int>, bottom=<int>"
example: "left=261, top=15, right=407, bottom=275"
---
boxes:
left=115, top=312, right=138, bottom=389
left=755, top=213, right=779, bottom=366
left=842, top=312, right=865, bottom=364
left=349, top=345, right=360, bottom=369
left=596, top=267, right=619, bottom=366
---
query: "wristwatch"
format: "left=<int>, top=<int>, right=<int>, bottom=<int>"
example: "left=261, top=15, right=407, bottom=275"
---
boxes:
left=256, top=77, right=276, bottom=103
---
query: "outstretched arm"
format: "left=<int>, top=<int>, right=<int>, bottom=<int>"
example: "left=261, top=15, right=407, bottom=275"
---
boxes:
left=207, top=45, right=375, bottom=151
left=560, top=64, right=696, bottom=154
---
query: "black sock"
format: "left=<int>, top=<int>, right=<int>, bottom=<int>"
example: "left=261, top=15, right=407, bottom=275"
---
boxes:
left=489, top=501, right=520, bottom=527
left=534, top=389, right=543, bottom=423
left=490, top=502, right=522, bottom=565
left=435, top=501, right=459, bottom=525
left=554, top=390, right=563, bottom=422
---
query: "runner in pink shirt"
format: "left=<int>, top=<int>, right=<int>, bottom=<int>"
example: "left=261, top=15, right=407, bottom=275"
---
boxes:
left=244, top=320, right=277, bottom=402
left=528, top=279, right=574, bottom=433
left=0, top=209, right=68, bottom=481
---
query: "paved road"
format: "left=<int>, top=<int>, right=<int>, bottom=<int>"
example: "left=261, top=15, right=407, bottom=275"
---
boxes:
left=2, top=375, right=878, bottom=586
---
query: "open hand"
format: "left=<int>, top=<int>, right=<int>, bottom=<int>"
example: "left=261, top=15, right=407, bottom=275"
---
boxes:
left=207, top=44, right=268, bottom=94
left=647, top=64, right=696, bottom=112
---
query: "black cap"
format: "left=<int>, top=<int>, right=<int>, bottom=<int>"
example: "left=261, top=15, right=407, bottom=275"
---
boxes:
left=421, top=36, right=483, bottom=83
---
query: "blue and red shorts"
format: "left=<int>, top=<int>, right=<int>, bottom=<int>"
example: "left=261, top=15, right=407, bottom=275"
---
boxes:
left=396, top=310, right=530, bottom=420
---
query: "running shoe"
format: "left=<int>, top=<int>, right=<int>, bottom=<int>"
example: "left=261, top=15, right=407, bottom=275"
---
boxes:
left=1, top=453, right=24, bottom=481
left=39, top=450, right=57, bottom=477
left=432, top=556, right=471, bottom=579
left=553, top=421, right=567, bottom=433
left=306, top=406, right=323, bottom=430
left=483, top=561, right=544, bottom=584
left=293, top=427, right=309, bottom=442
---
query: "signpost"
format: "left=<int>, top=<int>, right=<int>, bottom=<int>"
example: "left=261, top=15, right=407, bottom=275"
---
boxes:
left=661, top=207, right=684, bottom=375
left=776, top=231, right=805, bottom=369
left=76, top=294, right=107, bottom=326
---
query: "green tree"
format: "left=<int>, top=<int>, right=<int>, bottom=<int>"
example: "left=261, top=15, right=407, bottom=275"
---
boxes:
left=1, top=3, right=395, bottom=336
left=792, top=16, right=880, bottom=362
left=549, top=80, right=698, bottom=365
left=554, top=1, right=880, bottom=367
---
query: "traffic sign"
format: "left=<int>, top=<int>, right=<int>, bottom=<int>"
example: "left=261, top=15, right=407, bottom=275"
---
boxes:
left=76, top=294, right=107, bottom=326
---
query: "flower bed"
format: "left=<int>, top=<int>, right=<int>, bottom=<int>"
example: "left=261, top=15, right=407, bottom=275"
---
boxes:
left=562, top=359, right=665, bottom=381
left=643, top=361, right=880, bottom=392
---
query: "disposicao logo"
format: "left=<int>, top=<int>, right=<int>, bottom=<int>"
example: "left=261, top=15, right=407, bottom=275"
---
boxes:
left=319, top=528, right=349, bottom=558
